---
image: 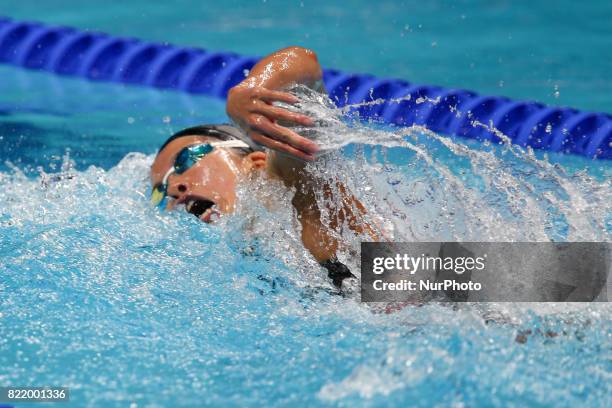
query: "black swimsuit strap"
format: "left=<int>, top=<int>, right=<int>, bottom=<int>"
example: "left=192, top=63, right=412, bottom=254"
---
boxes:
left=320, top=258, right=355, bottom=288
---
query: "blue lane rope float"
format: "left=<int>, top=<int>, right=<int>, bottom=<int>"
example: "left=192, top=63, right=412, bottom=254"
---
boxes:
left=0, top=17, right=610, bottom=159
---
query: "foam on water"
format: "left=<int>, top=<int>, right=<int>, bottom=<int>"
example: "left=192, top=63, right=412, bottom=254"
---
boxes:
left=0, top=86, right=611, bottom=407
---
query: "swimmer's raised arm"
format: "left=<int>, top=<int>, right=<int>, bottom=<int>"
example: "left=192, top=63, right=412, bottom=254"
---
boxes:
left=226, top=46, right=323, bottom=161
left=227, top=47, right=380, bottom=286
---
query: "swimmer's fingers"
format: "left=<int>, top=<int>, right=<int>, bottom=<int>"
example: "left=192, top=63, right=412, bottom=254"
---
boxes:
left=258, top=88, right=299, bottom=104
left=250, top=115, right=319, bottom=156
left=254, top=103, right=314, bottom=127
left=250, top=131, right=316, bottom=161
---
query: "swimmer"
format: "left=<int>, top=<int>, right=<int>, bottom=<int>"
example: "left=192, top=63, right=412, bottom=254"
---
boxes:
left=150, top=47, right=380, bottom=289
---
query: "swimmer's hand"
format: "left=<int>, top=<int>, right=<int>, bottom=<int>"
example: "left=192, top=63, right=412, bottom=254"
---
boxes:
left=226, top=46, right=325, bottom=161
left=227, top=84, right=318, bottom=161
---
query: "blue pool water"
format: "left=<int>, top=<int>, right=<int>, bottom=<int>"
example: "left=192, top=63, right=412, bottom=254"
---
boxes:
left=1, top=2, right=611, bottom=407
left=5, top=0, right=612, bottom=113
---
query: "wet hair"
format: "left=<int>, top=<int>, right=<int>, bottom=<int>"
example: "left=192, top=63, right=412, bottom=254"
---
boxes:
left=157, top=124, right=255, bottom=157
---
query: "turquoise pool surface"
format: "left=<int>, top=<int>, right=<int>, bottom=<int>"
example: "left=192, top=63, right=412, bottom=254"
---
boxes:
left=1, top=2, right=611, bottom=407
left=4, top=0, right=612, bottom=114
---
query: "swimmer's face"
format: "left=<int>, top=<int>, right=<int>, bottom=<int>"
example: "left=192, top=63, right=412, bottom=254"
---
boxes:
left=150, top=135, right=267, bottom=222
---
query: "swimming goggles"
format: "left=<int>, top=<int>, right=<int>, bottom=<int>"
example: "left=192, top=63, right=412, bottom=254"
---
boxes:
left=150, top=139, right=250, bottom=208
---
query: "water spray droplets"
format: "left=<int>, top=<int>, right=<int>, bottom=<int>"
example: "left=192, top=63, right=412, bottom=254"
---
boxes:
left=283, top=85, right=611, bottom=243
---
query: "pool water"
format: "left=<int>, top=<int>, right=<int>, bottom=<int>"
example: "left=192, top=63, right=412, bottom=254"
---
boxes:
left=4, top=0, right=612, bottom=113
left=1, top=64, right=611, bottom=407
left=1, top=2, right=611, bottom=407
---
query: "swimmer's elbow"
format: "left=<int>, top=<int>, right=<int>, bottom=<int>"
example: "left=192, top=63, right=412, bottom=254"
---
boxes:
left=283, top=46, right=319, bottom=63
left=275, top=45, right=320, bottom=69
left=281, top=46, right=322, bottom=88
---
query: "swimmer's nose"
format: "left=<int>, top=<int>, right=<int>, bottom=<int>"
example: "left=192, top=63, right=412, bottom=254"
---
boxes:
left=166, top=178, right=190, bottom=199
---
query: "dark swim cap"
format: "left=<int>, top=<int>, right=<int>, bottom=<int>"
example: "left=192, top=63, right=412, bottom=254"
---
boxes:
left=157, top=124, right=260, bottom=156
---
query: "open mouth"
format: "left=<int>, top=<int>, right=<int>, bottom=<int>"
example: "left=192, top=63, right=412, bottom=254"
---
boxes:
left=186, top=198, right=214, bottom=217
left=185, top=198, right=218, bottom=222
